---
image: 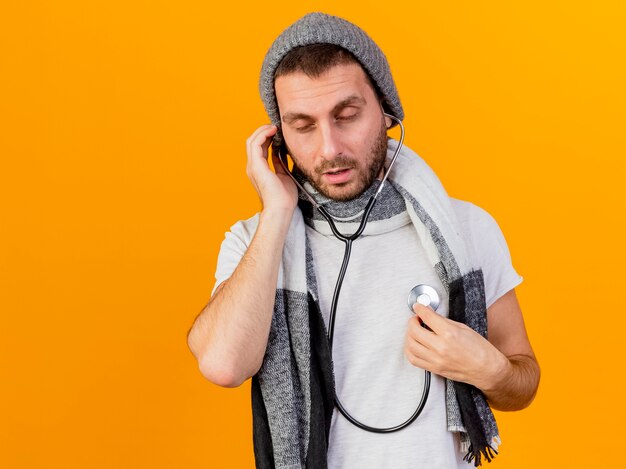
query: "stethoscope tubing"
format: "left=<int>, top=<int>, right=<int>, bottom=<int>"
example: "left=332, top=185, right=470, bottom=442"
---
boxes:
left=325, top=217, right=432, bottom=433
left=278, top=112, right=431, bottom=433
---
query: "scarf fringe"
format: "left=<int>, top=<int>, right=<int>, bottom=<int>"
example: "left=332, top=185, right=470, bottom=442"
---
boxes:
left=463, top=443, right=499, bottom=467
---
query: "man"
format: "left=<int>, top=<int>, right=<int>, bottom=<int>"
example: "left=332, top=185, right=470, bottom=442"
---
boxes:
left=187, top=12, right=539, bottom=469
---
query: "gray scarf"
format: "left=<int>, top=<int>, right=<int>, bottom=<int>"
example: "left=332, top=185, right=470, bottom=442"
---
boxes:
left=251, top=139, right=500, bottom=468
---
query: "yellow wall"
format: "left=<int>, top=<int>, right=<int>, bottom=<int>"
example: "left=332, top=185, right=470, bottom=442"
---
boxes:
left=1, top=1, right=624, bottom=467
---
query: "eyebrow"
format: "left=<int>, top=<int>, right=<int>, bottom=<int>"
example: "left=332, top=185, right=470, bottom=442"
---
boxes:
left=281, top=95, right=367, bottom=124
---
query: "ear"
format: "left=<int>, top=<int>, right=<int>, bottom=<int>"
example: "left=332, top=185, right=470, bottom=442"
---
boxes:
left=384, top=113, right=393, bottom=129
left=380, top=100, right=393, bottom=129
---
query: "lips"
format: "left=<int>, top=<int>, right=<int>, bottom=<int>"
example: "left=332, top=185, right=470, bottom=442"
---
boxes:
left=322, top=168, right=352, bottom=184
left=324, top=167, right=350, bottom=175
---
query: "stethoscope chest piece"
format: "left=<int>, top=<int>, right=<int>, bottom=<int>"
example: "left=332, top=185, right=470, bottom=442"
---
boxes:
left=408, top=284, right=440, bottom=313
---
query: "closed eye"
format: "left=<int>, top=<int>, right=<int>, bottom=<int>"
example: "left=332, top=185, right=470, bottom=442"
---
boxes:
left=336, top=113, right=359, bottom=122
left=295, top=123, right=315, bottom=133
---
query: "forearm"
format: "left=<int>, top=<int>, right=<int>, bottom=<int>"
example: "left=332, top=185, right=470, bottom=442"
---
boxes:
left=187, top=208, right=293, bottom=387
left=480, top=353, right=540, bottom=411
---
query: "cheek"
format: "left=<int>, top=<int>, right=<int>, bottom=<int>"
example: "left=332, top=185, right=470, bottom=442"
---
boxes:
left=349, top=117, right=384, bottom=147
left=284, top=137, right=316, bottom=172
left=283, top=130, right=316, bottom=158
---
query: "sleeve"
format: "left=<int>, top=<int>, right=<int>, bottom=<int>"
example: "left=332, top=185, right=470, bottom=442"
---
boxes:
left=458, top=201, right=524, bottom=309
left=210, top=213, right=260, bottom=297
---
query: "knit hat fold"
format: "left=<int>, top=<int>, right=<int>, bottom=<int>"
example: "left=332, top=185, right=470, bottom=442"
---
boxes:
left=259, top=12, right=404, bottom=130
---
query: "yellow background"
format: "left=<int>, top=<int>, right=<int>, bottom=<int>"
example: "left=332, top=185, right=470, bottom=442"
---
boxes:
left=1, top=1, right=624, bottom=467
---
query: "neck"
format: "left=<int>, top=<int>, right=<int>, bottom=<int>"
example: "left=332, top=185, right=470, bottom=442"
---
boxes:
left=296, top=174, right=406, bottom=225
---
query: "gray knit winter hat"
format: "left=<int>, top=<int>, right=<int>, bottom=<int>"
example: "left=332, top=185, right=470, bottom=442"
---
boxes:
left=259, top=12, right=403, bottom=129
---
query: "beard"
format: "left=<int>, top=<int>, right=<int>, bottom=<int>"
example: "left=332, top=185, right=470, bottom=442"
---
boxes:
left=287, top=120, right=388, bottom=202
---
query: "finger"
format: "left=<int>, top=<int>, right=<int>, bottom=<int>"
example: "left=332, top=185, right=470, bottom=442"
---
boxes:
left=406, top=316, right=439, bottom=351
left=412, top=303, right=448, bottom=335
left=247, top=126, right=278, bottom=176
left=404, top=339, right=437, bottom=371
left=251, top=125, right=277, bottom=150
left=247, top=124, right=276, bottom=144
left=405, top=333, right=436, bottom=362
left=247, top=125, right=277, bottom=162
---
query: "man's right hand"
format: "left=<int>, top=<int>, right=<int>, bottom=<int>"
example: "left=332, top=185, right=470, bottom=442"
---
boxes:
left=187, top=125, right=299, bottom=388
left=246, top=124, right=298, bottom=213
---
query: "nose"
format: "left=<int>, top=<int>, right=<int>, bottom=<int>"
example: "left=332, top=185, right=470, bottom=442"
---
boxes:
left=317, top=121, right=341, bottom=160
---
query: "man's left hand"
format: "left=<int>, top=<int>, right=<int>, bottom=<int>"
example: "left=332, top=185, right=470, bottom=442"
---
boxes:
left=404, top=304, right=510, bottom=393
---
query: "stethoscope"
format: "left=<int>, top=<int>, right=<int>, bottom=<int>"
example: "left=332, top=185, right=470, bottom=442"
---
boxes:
left=278, top=112, right=441, bottom=433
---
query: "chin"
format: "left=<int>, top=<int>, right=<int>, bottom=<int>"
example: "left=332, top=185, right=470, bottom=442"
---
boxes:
left=320, top=183, right=367, bottom=202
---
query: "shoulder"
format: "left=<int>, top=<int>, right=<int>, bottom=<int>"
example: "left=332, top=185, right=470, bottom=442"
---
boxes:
left=451, top=199, right=508, bottom=260
left=449, top=198, right=506, bottom=249
left=216, top=211, right=262, bottom=268
left=449, top=197, right=507, bottom=253
left=449, top=197, right=523, bottom=307
left=450, top=197, right=497, bottom=229
left=222, top=212, right=261, bottom=247
left=210, top=212, right=261, bottom=297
